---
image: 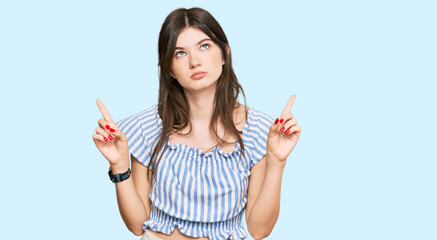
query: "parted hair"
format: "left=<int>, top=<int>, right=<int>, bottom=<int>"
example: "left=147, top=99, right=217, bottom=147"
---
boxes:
left=150, top=7, right=247, bottom=172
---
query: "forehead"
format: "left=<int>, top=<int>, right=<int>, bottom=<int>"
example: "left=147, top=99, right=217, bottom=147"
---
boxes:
left=175, top=27, right=210, bottom=47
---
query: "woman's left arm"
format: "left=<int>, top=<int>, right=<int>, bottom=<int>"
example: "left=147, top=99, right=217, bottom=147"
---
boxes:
left=246, top=95, right=301, bottom=240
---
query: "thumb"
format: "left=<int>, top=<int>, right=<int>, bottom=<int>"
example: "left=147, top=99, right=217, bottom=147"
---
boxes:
left=270, top=117, right=280, bottom=132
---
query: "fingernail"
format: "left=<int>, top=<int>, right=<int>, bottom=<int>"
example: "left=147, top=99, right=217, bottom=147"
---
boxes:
left=103, top=137, right=108, bottom=141
left=280, top=127, right=285, bottom=132
left=286, top=129, right=290, bottom=134
left=110, top=128, right=115, bottom=133
left=108, top=135, right=113, bottom=140
left=275, top=118, right=279, bottom=124
left=105, top=125, right=110, bottom=129
left=280, top=119, right=284, bottom=124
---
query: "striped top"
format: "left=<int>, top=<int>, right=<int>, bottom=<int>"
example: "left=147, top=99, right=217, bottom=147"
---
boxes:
left=116, top=104, right=274, bottom=240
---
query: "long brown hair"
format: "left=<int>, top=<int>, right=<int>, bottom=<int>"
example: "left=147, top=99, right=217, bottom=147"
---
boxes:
left=150, top=7, right=247, bottom=172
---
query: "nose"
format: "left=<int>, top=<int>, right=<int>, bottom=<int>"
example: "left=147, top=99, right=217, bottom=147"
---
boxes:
left=189, top=52, right=201, bottom=69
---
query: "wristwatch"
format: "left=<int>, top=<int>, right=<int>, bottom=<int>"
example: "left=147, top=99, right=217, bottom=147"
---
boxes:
left=108, top=168, right=131, bottom=183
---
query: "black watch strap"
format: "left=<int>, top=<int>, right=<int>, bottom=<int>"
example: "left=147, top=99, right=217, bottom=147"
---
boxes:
left=108, top=168, right=131, bottom=183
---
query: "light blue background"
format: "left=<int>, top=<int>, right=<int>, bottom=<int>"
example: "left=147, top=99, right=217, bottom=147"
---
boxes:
left=1, top=0, right=436, bottom=239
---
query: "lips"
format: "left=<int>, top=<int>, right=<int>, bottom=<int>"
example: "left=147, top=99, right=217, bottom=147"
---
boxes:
left=191, top=71, right=207, bottom=80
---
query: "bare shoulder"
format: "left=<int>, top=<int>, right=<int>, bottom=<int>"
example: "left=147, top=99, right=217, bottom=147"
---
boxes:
left=234, top=102, right=248, bottom=131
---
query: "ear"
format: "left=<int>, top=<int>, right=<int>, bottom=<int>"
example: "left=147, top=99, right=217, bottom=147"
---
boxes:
left=169, top=71, right=175, bottom=79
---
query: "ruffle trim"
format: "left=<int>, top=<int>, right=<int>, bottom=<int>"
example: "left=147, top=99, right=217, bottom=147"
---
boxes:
left=166, top=140, right=242, bottom=159
left=143, top=206, right=248, bottom=240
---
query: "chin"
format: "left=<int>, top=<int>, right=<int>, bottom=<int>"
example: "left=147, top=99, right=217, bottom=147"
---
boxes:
left=185, top=81, right=218, bottom=93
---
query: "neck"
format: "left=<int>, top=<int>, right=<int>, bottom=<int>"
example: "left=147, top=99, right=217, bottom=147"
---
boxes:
left=184, top=88, right=216, bottom=123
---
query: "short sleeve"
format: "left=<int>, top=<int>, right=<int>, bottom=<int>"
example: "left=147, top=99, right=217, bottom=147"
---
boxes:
left=115, top=105, right=161, bottom=170
left=247, top=109, right=275, bottom=168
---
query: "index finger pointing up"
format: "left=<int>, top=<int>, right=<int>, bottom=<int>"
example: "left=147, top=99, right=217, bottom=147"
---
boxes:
left=96, top=99, right=115, bottom=124
left=281, top=95, right=296, bottom=116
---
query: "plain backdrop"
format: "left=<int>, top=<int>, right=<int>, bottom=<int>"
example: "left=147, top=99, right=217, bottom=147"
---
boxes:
left=1, top=0, right=436, bottom=239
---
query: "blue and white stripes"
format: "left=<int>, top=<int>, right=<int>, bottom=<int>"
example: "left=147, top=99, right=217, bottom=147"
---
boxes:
left=145, top=205, right=248, bottom=240
left=116, top=104, right=274, bottom=240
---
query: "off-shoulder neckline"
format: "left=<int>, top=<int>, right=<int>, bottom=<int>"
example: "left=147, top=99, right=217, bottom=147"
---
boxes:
left=164, top=107, right=253, bottom=157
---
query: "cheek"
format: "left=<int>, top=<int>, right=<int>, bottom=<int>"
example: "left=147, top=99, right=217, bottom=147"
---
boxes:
left=211, top=51, right=224, bottom=71
left=171, top=61, right=184, bottom=77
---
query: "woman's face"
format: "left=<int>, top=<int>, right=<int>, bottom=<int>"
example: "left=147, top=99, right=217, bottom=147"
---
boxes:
left=170, top=27, right=225, bottom=94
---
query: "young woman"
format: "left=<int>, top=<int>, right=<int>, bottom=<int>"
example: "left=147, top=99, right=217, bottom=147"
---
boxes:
left=93, top=7, right=301, bottom=240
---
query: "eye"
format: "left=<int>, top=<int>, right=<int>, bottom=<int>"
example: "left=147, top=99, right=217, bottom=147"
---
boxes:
left=175, top=51, right=186, bottom=57
left=200, top=44, right=210, bottom=50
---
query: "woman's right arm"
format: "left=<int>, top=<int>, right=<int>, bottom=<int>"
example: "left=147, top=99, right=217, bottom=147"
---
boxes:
left=112, top=155, right=153, bottom=236
left=93, top=99, right=152, bottom=236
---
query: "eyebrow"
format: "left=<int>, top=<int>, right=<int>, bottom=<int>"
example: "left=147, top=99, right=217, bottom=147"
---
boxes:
left=175, top=38, right=211, bottom=50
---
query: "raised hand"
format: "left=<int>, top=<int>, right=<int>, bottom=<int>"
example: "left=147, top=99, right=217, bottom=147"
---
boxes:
left=92, top=99, right=130, bottom=171
left=266, top=95, right=301, bottom=163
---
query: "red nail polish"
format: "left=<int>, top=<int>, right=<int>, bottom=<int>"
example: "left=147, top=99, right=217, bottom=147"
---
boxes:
left=286, top=129, right=290, bottom=134
left=280, top=119, right=284, bottom=124
left=103, top=137, right=108, bottom=141
left=105, top=125, right=110, bottom=129
left=280, top=127, right=285, bottom=132
left=110, top=128, right=115, bottom=133
left=275, top=118, right=279, bottom=124
left=108, top=135, right=113, bottom=140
